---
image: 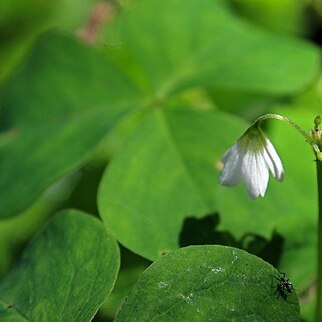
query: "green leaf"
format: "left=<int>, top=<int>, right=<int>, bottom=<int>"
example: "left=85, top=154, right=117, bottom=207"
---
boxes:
left=0, top=32, right=143, bottom=218
left=207, top=88, right=279, bottom=121
left=107, top=0, right=319, bottom=96
left=1, top=33, right=140, bottom=128
left=0, top=209, right=120, bottom=322
left=0, top=0, right=96, bottom=85
left=116, top=246, right=300, bottom=321
left=98, top=108, right=247, bottom=260
left=0, top=171, right=81, bottom=277
left=1, top=0, right=320, bottom=221
left=229, top=0, right=310, bottom=35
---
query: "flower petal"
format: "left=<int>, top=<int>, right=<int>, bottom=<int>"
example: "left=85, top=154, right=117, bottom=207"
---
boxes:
left=242, top=150, right=269, bottom=199
left=217, top=124, right=284, bottom=199
left=218, top=143, right=243, bottom=186
left=263, top=137, right=284, bottom=181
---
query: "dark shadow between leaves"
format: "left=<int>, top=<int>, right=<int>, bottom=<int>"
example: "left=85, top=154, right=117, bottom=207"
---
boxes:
left=64, top=160, right=108, bottom=216
left=179, top=212, right=284, bottom=267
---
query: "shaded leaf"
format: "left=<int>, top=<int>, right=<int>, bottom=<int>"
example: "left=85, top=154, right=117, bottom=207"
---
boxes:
left=229, top=0, right=311, bottom=35
left=0, top=209, right=120, bottom=322
left=0, top=33, right=143, bottom=218
left=0, top=0, right=96, bottom=85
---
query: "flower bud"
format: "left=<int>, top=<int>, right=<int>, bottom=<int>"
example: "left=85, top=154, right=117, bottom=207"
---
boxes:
left=218, top=124, right=284, bottom=199
left=314, top=115, right=321, bottom=129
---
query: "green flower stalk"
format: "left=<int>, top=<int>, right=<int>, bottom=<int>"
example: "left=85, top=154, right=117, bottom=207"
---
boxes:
left=311, top=115, right=322, bottom=321
left=218, top=113, right=322, bottom=320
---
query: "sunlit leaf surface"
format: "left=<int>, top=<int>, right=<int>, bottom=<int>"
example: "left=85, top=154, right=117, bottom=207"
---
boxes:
left=116, top=246, right=300, bottom=321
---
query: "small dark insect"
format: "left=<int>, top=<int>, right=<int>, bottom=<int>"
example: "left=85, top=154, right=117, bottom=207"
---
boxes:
left=272, top=272, right=294, bottom=300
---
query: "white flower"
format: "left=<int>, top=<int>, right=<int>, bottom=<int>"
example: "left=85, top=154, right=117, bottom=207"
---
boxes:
left=218, top=125, right=284, bottom=199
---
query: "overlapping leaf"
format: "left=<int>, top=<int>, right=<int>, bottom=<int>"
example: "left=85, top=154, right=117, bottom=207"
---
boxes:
left=107, top=0, right=319, bottom=96
left=98, top=0, right=320, bottom=260
left=1, top=0, right=319, bottom=220
left=0, top=33, right=143, bottom=218
left=229, top=0, right=310, bottom=35
left=99, top=108, right=248, bottom=259
left=116, top=246, right=299, bottom=321
left=0, top=209, right=120, bottom=321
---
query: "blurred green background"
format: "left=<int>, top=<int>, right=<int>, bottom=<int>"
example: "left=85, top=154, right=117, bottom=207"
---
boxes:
left=1, top=0, right=322, bottom=320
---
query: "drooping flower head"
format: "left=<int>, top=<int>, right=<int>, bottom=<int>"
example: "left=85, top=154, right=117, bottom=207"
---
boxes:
left=218, top=124, right=284, bottom=199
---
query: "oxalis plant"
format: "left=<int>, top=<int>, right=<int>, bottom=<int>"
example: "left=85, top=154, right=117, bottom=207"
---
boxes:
left=219, top=113, right=322, bottom=321
left=0, top=0, right=321, bottom=321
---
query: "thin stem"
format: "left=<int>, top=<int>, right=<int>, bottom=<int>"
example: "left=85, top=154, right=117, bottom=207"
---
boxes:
left=254, top=113, right=312, bottom=143
left=317, top=160, right=322, bottom=321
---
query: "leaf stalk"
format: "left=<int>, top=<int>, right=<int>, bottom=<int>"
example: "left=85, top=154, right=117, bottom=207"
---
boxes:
left=317, top=159, right=322, bottom=321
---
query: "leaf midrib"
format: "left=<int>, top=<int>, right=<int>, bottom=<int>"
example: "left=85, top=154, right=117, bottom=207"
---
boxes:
left=158, top=109, right=213, bottom=211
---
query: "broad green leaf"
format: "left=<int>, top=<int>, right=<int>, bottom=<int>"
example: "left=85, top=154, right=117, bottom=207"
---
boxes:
left=116, top=246, right=300, bottom=321
left=0, top=209, right=120, bottom=322
left=208, top=88, right=279, bottom=120
left=106, top=0, right=319, bottom=97
left=0, top=170, right=81, bottom=277
left=1, top=33, right=140, bottom=129
left=229, top=0, right=310, bottom=35
left=301, top=300, right=315, bottom=322
left=98, top=108, right=247, bottom=260
left=0, top=32, right=144, bottom=218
